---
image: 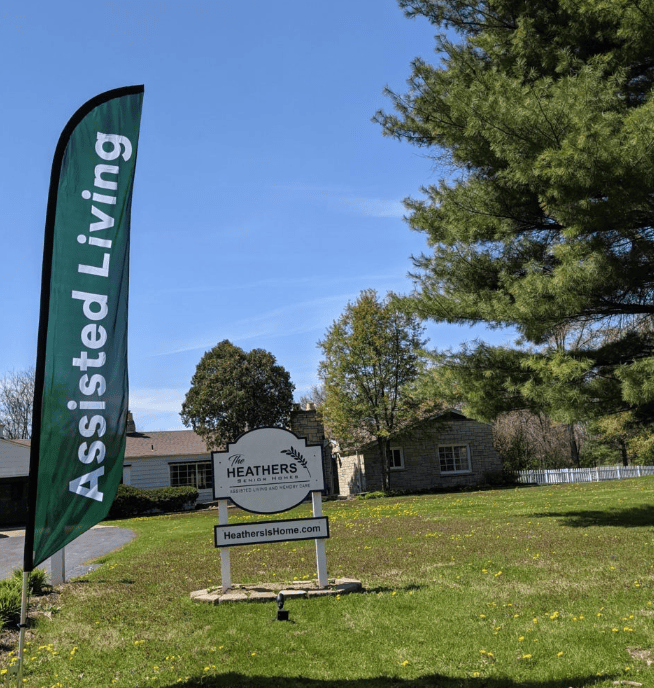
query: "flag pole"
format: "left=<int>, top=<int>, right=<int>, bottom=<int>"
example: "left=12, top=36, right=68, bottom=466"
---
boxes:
left=14, top=83, right=68, bottom=684
left=13, top=85, right=61, bottom=686
left=15, top=572, right=29, bottom=687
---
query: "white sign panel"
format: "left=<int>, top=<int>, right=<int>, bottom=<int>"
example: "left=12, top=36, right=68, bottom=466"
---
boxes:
left=215, top=516, right=329, bottom=547
left=212, top=427, right=325, bottom=513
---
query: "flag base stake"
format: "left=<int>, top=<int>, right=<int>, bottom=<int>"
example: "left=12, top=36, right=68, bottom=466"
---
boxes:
left=15, top=571, right=29, bottom=687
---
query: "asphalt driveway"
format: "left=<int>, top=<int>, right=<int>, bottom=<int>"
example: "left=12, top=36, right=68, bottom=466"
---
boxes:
left=0, top=526, right=135, bottom=582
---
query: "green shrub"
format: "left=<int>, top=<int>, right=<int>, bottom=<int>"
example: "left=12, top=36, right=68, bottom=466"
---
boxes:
left=358, top=490, right=389, bottom=500
left=0, top=577, right=22, bottom=629
left=146, top=486, right=199, bottom=512
left=13, top=567, right=48, bottom=595
left=107, top=484, right=152, bottom=518
left=108, top=484, right=199, bottom=519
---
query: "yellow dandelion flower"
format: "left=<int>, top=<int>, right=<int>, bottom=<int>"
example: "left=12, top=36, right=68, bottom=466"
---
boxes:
left=557, top=652, right=563, bottom=657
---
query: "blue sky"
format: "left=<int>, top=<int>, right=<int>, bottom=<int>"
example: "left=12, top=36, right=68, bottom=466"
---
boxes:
left=0, top=1, right=515, bottom=431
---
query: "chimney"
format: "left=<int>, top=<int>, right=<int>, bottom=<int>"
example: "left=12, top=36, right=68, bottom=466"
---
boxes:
left=126, top=411, right=136, bottom=434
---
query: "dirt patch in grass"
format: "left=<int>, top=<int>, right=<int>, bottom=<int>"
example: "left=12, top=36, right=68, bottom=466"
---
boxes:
left=627, top=646, right=654, bottom=667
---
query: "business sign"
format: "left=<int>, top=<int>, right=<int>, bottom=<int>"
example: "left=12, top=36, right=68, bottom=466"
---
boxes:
left=215, top=516, right=329, bottom=548
left=212, top=427, right=325, bottom=513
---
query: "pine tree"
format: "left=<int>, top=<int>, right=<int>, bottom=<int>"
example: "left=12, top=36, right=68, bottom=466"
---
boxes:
left=376, top=0, right=654, bottom=423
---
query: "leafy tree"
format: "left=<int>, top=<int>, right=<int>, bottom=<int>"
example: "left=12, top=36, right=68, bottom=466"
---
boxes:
left=0, top=368, right=35, bottom=439
left=180, top=340, right=295, bottom=450
left=492, top=410, right=584, bottom=471
left=584, top=410, right=654, bottom=465
left=317, top=290, right=429, bottom=491
left=299, top=383, right=326, bottom=411
left=376, top=0, right=654, bottom=426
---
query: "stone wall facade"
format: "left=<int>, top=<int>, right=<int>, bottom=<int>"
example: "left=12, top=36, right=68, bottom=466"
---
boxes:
left=337, top=414, right=503, bottom=496
left=289, top=404, right=339, bottom=495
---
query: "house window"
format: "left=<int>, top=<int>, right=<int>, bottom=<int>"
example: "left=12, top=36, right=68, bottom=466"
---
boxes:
left=170, top=461, right=213, bottom=490
left=388, top=447, right=404, bottom=470
left=439, top=445, right=471, bottom=473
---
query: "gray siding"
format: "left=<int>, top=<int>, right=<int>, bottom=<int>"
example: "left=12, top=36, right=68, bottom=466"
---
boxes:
left=0, top=440, right=30, bottom=478
left=128, top=454, right=213, bottom=502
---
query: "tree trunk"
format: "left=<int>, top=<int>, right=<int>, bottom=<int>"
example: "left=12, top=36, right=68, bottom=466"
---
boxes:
left=619, top=438, right=629, bottom=466
left=569, top=424, right=580, bottom=467
left=378, top=437, right=390, bottom=492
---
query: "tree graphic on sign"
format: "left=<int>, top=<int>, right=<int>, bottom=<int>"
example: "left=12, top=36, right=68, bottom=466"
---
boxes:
left=280, top=447, right=311, bottom=477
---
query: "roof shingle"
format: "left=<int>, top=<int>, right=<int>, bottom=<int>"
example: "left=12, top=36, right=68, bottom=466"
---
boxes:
left=125, top=430, right=209, bottom=458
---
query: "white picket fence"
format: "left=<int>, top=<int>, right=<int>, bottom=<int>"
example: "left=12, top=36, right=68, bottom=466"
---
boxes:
left=516, top=465, right=654, bottom=485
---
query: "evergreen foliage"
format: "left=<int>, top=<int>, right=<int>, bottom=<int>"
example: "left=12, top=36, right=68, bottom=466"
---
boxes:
left=180, top=340, right=295, bottom=450
left=376, top=0, right=654, bottom=426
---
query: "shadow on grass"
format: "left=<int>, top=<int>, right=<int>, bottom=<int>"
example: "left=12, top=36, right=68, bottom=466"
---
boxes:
left=533, top=505, right=654, bottom=528
left=158, top=672, right=614, bottom=687
left=365, top=583, right=428, bottom=594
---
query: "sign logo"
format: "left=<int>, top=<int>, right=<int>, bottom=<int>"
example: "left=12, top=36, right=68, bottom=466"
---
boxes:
left=212, top=427, right=325, bottom=513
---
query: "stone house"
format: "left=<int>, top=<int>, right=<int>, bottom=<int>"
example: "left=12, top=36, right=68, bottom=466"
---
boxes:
left=336, top=410, right=503, bottom=496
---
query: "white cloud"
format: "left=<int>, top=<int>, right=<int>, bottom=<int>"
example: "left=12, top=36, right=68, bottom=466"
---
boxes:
left=343, top=198, right=405, bottom=218
left=129, top=387, right=186, bottom=426
left=151, top=294, right=348, bottom=357
left=270, top=182, right=406, bottom=218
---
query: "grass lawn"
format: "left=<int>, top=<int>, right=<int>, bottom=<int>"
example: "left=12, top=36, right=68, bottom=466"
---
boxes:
left=2, top=477, right=654, bottom=687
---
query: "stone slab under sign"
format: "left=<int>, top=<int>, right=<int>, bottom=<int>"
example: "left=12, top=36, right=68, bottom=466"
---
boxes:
left=335, top=579, right=362, bottom=593
left=189, top=591, right=221, bottom=605
left=190, top=577, right=362, bottom=605
left=219, top=591, right=249, bottom=604
left=248, top=591, right=277, bottom=603
left=306, top=588, right=337, bottom=597
left=277, top=589, right=307, bottom=600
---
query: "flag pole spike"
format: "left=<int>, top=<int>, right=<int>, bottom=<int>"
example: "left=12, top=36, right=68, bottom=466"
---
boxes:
left=16, top=571, right=29, bottom=687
